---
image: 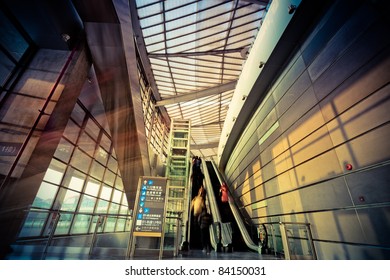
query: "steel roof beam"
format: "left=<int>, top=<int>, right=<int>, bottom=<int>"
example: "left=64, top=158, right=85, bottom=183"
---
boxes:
left=155, top=80, right=237, bottom=106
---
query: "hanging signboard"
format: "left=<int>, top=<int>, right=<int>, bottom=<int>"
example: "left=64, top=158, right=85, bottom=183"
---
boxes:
left=132, top=176, right=168, bottom=237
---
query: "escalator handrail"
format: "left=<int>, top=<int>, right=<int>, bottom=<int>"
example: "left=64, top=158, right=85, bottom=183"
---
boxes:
left=210, top=161, right=259, bottom=252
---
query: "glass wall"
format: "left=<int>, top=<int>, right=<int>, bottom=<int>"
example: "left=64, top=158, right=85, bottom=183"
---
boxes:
left=19, top=100, right=131, bottom=238
left=137, top=58, right=169, bottom=163
left=0, top=7, right=33, bottom=103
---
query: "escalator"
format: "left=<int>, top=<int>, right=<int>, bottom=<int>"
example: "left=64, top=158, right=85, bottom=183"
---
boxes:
left=205, top=161, right=248, bottom=251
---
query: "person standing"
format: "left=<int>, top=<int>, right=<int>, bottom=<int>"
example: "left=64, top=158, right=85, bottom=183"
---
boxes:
left=198, top=208, right=212, bottom=254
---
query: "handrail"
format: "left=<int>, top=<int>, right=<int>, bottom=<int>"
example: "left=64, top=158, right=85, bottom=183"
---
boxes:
left=210, top=160, right=259, bottom=252
left=260, top=221, right=317, bottom=260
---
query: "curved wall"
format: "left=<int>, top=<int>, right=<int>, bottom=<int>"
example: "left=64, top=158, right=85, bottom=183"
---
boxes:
left=223, top=0, right=390, bottom=259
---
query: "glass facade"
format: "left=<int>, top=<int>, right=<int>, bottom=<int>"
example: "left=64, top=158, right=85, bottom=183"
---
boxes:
left=19, top=100, right=131, bottom=238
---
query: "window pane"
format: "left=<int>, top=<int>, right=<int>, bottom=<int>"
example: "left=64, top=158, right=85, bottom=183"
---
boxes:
left=104, top=217, right=116, bottom=232
left=18, top=212, right=48, bottom=238
left=90, top=160, right=104, bottom=181
left=71, top=214, right=92, bottom=234
left=60, top=189, right=80, bottom=211
left=112, top=189, right=122, bottom=204
left=54, top=138, right=74, bottom=163
left=79, top=195, right=96, bottom=213
left=63, top=119, right=80, bottom=144
left=78, top=130, right=96, bottom=157
left=85, top=178, right=100, bottom=197
left=96, top=146, right=108, bottom=165
left=71, top=103, right=85, bottom=126
left=71, top=148, right=91, bottom=173
left=54, top=213, right=73, bottom=235
left=43, top=159, right=66, bottom=185
left=104, top=169, right=115, bottom=186
left=96, top=199, right=109, bottom=214
left=100, top=133, right=111, bottom=152
left=63, top=167, right=85, bottom=192
left=32, top=182, right=58, bottom=209
left=108, top=202, right=119, bottom=214
left=100, top=185, right=112, bottom=200
left=85, top=118, right=100, bottom=141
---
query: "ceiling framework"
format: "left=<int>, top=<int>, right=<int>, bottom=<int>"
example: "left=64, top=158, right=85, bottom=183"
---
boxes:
left=132, top=0, right=268, bottom=161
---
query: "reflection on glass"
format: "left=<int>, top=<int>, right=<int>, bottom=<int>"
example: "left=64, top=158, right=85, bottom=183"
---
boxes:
left=54, top=138, right=74, bottom=163
left=115, top=218, right=126, bottom=231
left=63, top=119, right=79, bottom=144
left=55, top=213, right=73, bottom=235
left=72, top=214, right=92, bottom=234
left=96, top=146, right=108, bottom=165
left=100, top=185, right=112, bottom=200
left=85, top=178, right=100, bottom=197
left=63, top=167, right=85, bottom=192
left=90, top=160, right=104, bottom=181
left=43, top=159, right=66, bottom=185
left=60, top=189, right=80, bottom=211
left=105, top=217, right=116, bottom=232
left=78, top=131, right=96, bottom=157
left=32, top=182, right=58, bottom=209
left=108, top=202, right=119, bottom=214
left=18, top=212, right=49, bottom=237
left=71, top=148, right=92, bottom=173
left=79, top=195, right=96, bottom=213
left=112, top=189, right=122, bottom=204
left=96, top=199, right=109, bottom=213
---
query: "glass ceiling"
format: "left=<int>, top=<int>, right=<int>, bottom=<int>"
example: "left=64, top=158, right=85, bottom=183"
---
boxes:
left=134, top=0, right=269, bottom=161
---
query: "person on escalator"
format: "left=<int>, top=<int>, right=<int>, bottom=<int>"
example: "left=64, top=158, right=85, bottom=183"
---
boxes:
left=219, top=182, right=229, bottom=203
left=191, top=188, right=205, bottom=217
left=198, top=208, right=212, bottom=254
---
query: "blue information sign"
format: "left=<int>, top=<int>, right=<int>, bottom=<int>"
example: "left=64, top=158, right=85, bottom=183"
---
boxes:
left=132, top=176, right=167, bottom=236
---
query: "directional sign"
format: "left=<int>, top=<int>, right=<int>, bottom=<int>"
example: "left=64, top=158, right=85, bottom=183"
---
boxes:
left=132, top=176, right=167, bottom=237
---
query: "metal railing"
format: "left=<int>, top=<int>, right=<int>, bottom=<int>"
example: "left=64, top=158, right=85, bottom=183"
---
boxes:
left=12, top=207, right=132, bottom=259
left=260, top=222, right=317, bottom=260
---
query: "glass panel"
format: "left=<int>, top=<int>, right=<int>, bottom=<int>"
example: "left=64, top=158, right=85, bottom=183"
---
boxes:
left=96, top=146, right=108, bottom=165
left=115, top=176, right=124, bottom=191
left=104, top=217, right=116, bottom=232
left=63, top=167, right=85, bottom=192
left=70, top=148, right=91, bottom=173
left=54, top=138, right=74, bottom=163
left=103, top=169, right=115, bottom=186
left=54, top=213, right=73, bottom=235
left=0, top=9, right=29, bottom=61
left=100, top=133, right=111, bottom=152
left=90, top=160, right=104, bottom=181
left=119, top=205, right=129, bottom=215
left=100, top=185, right=112, bottom=200
left=63, top=119, right=80, bottom=144
left=70, top=102, right=85, bottom=126
left=112, top=189, right=122, bottom=204
left=79, top=195, right=96, bottom=213
left=43, top=159, right=66, bottom=185
left=18, top=212, right=48, bottom=237
left=108, top=202, right=119, bottom=214
left=96, top=199, right=109, bottom=214
left=71, top=214, right=92, bottom=234
left=0, top=51, right=14, bottom=86
left=107, top=155, right=117, bottom=172
left=85, top=178, right=100, bottom=197
left=78, top=130, right=96, bottom=157
left=85, top=118, right=100, bottom=141
left=32, top=182, right=58, bottom=209
left=60, top=189, right=80, bottom=211
left=115, top=218, right=126, bottom=231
